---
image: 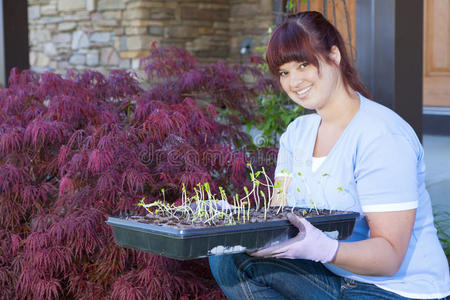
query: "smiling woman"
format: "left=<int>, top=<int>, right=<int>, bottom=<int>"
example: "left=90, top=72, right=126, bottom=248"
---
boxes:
left=266, top=11, right=369, bottom=100
left=209, top=11, right=450, bottom=300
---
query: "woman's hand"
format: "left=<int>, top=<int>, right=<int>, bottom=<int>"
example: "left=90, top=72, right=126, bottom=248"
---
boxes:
left=250, top=213, right=339, bottom=263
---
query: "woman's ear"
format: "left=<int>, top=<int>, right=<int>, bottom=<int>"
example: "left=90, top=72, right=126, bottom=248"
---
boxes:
left=329, top=45, right=341, bottom=65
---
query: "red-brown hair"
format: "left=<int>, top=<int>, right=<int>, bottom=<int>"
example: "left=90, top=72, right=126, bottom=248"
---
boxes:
left=266, top=11, right=371, bottom=98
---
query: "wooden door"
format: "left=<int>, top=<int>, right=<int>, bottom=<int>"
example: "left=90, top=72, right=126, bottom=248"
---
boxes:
left=424, top=0, right=450, bottom=107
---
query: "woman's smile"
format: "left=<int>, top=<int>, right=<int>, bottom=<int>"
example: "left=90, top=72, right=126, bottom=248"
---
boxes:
left=294, top=85, right=313, bottom=99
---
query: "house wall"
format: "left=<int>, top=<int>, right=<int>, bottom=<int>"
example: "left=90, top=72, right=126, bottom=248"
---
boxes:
left=228, top=0, right=273, bottom=61
left=27, top=0, right=273, bottom=74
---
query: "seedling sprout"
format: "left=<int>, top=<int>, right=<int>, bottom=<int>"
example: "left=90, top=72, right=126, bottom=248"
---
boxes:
left=138, top=164, right=343, bottom=225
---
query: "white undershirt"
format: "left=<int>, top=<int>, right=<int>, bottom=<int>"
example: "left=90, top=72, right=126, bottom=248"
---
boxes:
left=312, top=156, right=327, bottom=172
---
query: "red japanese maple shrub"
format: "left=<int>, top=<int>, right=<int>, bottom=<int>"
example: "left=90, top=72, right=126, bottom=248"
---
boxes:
left=0, top=45, right=277, bottom=299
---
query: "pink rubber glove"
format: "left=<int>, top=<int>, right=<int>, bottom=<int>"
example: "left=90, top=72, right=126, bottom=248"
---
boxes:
left=250, top=213, right=339, bottom=263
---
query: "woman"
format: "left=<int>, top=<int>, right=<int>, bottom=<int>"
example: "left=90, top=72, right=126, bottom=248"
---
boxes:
left=209, top=11, right=450, bottom=300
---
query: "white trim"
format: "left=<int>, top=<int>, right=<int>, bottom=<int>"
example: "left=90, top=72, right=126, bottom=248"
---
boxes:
left=423, top=106, right=450, bottom=116
left=311, top=156, right=327, bottom=172
left=375, top=284, right=450, bottom=299
left=362, top=201, right=418, bottom=212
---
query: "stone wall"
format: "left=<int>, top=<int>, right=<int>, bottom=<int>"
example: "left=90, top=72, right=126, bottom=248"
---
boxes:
left=229, top=0, right=273, bottom=62
left=28, top=0, right=273, bottom=74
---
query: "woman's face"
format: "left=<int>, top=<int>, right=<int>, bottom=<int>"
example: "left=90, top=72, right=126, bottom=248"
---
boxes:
left=278, top=56, right=341, bottom=111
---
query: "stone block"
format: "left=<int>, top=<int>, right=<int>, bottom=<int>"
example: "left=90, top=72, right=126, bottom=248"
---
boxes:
left=29, top=31, right=38, bottom=46
left=28, top=0, right=45, bottom=4
left=125, top=27, right=148, bottom=35
left=30, top=52, right=51, bottom=67
left=120, top=37, right=128, bottom=51
left=114, top=28, right=124, bottom=35
left=38, top=17, right=63, bottom=24
left=90, top=32, right=112, bottom=44
left=214, top=30, right=228, bottom=36
left=114, top=37, right=121, bottom=50
left=29, top=52, right=36, bottom=65
left=230, top=4, right=259, bottom=17
left=41, top=4, right=57, bottom=15
left=103, top=11, right=122, bottom=20
left=181, top=7, right=228, bottom=21
left=259, top=0, right=273, bottom=14
left=124, top=20, right=163, bottom=27
left=148, top=26, right=163, bottom=36
left=91, top=12, right=103, bottom=21
left=123, top=8, right=151, bottom=20
left=49, top=61, right=58, bottom=69
left=53, top=33, right=72, bottom=44
left=95, top=19, right=119, bottom=27
left=72, top=30, right=90, bottom=49
left=86, top=50, right=99, bottom=66
left=213, top=21, right=228, bottom=29
left=59, top=0, right=86, bottom=11
left=57, top=61, right=70, bottom=70
left=149, top=8, right=175, bottom=20
left=63, top=12, right=90, bottom=21
left=198, top=3, right=229, bottom=10
left=31, top=65, right=53, bottom=73
left=101, top=48, right=120, bottom=66
left=185, top=35, right=213, bottom=52
left=31, top=28, right=52, bottom=43
left=97, top=0, right=125, bottom=11
left=119, top=58, right=131, bottom=69
left=198, top=27, right=214, bottom=35
left=126, top=36, right=153, bottom=51
left=182, top=20, right=214, bottom=27
left=131, top=58, right=140, bottom=69
left=167, top=26, right=197, bottom=39
left=46, top=24, right=58, bottom=31
left=120, top=50, right=150, bottom=59
left=127, top=1, right=165, bottom=9
left=58, top=22, right=77, bottom=31
left=69, top=54, right=86, bottom=65
left=28, top=6, right=40, bottom=20
left=87, top=0, right=96, bottom=11
left=43, top=43, right=57, bottom=56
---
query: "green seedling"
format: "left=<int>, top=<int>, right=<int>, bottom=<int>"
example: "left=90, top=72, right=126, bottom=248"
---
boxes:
left=242, top=201, right=248, bottom=223
left=309, top=198, right=319, bottom=215
left=260, top=190, right=268, bottom=220
left=137, top=167, right=342, bottom=227
left=233, top=193, right=239, bottom=214
left=161, top=189, right=166, bottom=202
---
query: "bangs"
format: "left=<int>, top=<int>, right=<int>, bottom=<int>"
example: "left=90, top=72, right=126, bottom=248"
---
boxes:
left=266, top=21, right=321, bottom=75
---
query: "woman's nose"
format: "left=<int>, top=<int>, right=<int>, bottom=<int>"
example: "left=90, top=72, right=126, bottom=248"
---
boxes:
left=289, top=72, right=302, bottom=88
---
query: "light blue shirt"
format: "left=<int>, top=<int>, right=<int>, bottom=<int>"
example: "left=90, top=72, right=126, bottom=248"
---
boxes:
left=274, top=94, right=450, bottom=299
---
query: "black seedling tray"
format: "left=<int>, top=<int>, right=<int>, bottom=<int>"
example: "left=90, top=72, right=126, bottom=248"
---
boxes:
left=107, top=209, right=359, bottom=260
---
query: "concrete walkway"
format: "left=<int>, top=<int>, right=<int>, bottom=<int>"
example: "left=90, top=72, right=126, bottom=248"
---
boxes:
left=423, top=134, right=450, bottom=238
left=423, top=135, right=450, bottom=209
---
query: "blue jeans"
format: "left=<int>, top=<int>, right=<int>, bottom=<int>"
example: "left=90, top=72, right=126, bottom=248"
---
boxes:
left=209, top=253, right=434, bottom=300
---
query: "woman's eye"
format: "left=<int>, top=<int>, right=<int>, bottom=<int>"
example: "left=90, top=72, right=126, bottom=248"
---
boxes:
left=299, top=62, right=309, bottom=69
left=279, top=71, right=288, bottom=77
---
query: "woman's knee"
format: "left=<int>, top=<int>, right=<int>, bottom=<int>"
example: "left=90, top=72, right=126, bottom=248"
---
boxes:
left=209, top=253, right=250, bottom=284
left=209, top=255, right=231, bottom=280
